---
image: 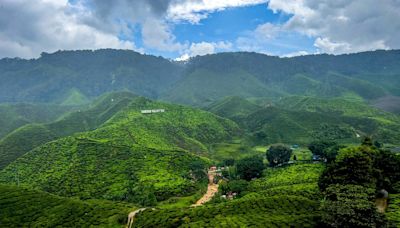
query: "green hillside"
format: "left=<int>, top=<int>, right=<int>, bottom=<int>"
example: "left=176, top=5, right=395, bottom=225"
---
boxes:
left=236, top=96, right=400, bottom=145
left=132, top=163, right=323, bottom=227
left=0, top=184, right=135, bottom=227
left=0, top=96, right=239, bottom=205
left=0, top=92, right=138, bottom=170
left=2, top=50, right=400, bottom=106
left=0, top=103, right=75, bottom=139
left=162, top=68, right=283, bottom=106
left=206, top=96, right=261, bottom=120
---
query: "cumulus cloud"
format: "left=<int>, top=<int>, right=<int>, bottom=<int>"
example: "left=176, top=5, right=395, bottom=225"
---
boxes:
left=235, top=22, right=313, bottom=55
left=267, top=0, right=400, bottom=54
left=0, top=0, right=136, bottom=59
left=167, top=0, right=268, bottom=23
left=1, top=0, right=399, bottom=58
left=175, top=41, right=232, bottom=61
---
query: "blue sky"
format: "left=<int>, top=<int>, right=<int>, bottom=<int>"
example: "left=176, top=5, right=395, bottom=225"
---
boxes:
left=0, top=0, right=399, bottom=59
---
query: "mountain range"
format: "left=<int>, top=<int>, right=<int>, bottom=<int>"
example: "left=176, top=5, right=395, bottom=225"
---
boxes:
left=1, top=49, right=399, bottom=108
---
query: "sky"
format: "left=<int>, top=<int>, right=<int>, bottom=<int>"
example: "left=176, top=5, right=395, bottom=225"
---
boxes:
left=0, top=0, right=399, bottom=60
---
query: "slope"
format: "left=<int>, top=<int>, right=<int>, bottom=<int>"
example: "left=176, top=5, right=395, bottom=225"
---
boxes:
left=0, top=97, right=239, bottom=205
left=1, top=50, right=400, bottom=105
left=0, top=49, right=183, bottom=103
left=0, top=184, right=135, bottom=227
left=132, top=163, right=323, bottom=227
left=162, top=68, right=283, bottom=106
left=239, top=96, right=400, bottom=145
left=0, top=92, right=138, bottom=170
left=206, top=96, right=261, bottom=120
left=0, top=103, right=75, bottom=139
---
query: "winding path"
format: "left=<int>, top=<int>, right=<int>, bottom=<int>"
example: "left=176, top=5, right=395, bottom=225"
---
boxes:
left=192, top=170, right=219, bottom=206
left=126, top=170, right=219, bottom=227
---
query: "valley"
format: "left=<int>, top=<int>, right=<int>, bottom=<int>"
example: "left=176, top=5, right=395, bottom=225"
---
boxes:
left=0, top=50, right=399, bottom=227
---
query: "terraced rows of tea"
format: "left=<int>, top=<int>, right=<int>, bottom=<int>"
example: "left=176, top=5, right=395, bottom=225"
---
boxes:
left=0, top=184, right=135, bottom=227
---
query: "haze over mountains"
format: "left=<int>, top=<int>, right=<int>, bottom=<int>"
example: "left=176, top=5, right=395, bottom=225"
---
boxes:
left=1, top=49, right=399, bottom=109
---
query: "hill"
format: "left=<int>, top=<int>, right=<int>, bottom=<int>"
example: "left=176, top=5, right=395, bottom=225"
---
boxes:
left=162, top=68, right=283, bottom=107
left=0, top=96, right=239, bottom=205
left=0, top=49, right=182, bottom=103
left=0, top=92, right=138, bottom=170
left=0, top=103, right=75, bottom=139
left=1, top=50, right=400, bottom=107
left=0, top=184, right=135, bottom=227
left=132, top=163, right=323, bottom=227
left=235, top=96, right=400, bottom=145
left=205, top=96, right=261, bottom=120
left=372, top=95, right=400, bottom=114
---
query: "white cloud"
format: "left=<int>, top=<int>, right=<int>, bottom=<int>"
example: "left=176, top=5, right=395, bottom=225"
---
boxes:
left=167, top=0, right=268, bottom=23
left=141, top=18, right=187, bottom=52
left=282, top=50, right=310, bottom=58
left=267, top=0, right=400, bottom=54
left=0, top=0, right=136, bottom=58
left=235, top=22, right=314, bottom=56
left=175, top=41, right=232, bottom=60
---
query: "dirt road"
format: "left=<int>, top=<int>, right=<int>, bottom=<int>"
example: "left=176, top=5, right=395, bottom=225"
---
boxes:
left=192, top=170, right=219, bottom=206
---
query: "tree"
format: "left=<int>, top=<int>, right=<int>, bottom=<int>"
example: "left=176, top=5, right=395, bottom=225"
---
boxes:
left=318, top=146, right=378, bottom=191
left=266, top=144, right=292, bottom=167
left=320, top=184, right=387, bottom=228
left=222, top=158, right=235, bottom=167
left=220, top=179, right=248, bottom=195
left=308, top=141, right=341, bottom=162
left=374, top=149, right=400, bottom=192
left=236, top=156, right=264, bottom=181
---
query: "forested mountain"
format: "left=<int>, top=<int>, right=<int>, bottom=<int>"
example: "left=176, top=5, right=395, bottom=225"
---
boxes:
left=0, top=49, right=183, bottom=103
left=1, top=49, right=399, bottom=107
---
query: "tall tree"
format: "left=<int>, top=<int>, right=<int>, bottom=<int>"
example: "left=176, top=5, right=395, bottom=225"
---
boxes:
left=266, top=144, right=292, bottom=167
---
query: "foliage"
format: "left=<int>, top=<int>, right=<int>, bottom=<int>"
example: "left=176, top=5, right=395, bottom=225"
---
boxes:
left=320, top=184, right=387, bottom=228
left=308, top=140, right=343, bottom=162
left=266, top=144, right=293, bottom=166
left=0, top=92, right=137, bottom=169
left=0, top=96, right=239, bottom=206
left=2, top=50, right=400, bottom=107
left=219, top=179, right=249, bottom=195
left=240, top=96, right=400, bottom=145
left=386, top=194, right=400, bottom=227
left=236, top=156, right=265, bottom=181
left=133, top=195, right=320, bottom=227
left=0, top=184, right=135, bottom=227
left=206, top=96, right=261, bottom=119
left=318, top=145, right=378, bottom=191
left=0, top=103, right=75, bottom=139
left=250, top=164, right=324, bottom=195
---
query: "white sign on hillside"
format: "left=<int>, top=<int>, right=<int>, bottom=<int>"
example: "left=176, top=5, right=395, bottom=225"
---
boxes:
left=141, top=109, right=165, bottom=114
